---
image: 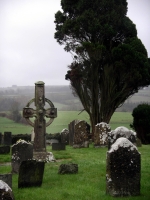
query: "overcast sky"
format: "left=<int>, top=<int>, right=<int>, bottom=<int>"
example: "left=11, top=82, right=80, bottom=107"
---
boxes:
left=0, top=0, right=149, bottom=88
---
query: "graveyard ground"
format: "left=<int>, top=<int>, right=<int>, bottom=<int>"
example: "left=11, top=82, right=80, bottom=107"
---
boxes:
left=0, top=144, right=150, bottom=200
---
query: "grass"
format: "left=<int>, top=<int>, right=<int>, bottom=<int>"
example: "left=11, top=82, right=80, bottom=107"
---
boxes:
left=0, top=145, right=150, bottom=199
left=0, top=111, right=133, bottom=134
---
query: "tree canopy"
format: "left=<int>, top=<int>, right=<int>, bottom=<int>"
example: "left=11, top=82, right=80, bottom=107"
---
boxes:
left=54, top=0, right=150, bottom=135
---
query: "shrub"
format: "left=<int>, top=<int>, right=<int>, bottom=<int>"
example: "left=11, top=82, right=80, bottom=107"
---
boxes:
left=130, top=104, right=150, bottom=144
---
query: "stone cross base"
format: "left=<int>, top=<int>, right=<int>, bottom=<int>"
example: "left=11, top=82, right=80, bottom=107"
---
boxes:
left=33, top=152, right=56, bottom=162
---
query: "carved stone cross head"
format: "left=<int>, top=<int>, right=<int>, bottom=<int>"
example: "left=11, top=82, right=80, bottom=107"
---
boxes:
left=23, top=81, right=57, bottom=152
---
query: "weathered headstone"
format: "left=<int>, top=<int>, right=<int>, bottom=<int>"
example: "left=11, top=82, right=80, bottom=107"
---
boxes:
left=0, top=180, right=14, bottom=200
left=0, top=145, right=10, bottom=154
left=94, top=122, right=111, bottom=147
left=69, top=120, right=90, bottom=147
left=11, top=140, right=33, bottom=173
left=52, top=143, right=66, bottom=150
left=18, top=160, right=45, bottom=188
left=106, top=137, right=141, bottom=197
left=68, top=120, right=76, bottom=146
left=108, top=126, right=136, bottom=150
left=58, top=163, right=78, bottom=174
left=3, top=132, right=12, bottom=145
left=61, top=128, right=69, bottom=145
left=23, top=81, right=57, bottom=161
left=0, top=173, right=12, bottom=188
left=0, top=132, right=2, bottom=145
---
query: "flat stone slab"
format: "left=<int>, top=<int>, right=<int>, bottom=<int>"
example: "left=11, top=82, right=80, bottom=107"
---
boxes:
left=58, top=163, right=78, bottom=174
left=52, top=143, right=66, bottom=150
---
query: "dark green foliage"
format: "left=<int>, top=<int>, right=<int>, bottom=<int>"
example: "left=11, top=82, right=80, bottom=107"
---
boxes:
left=130, top=104, right=150, bottom=144
left=54, top=0, right=150, bottom=135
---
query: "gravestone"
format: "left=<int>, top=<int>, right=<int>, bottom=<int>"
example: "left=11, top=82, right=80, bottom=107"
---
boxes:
left=61, top=128, right=69, bottom=145
left=0, top=145, right=10, bottom=154
left=0, top=173, right=12, bottom=188
left=18, top=160, right=45, bottom=188
left=0, top=180, right=14, bottom=200
left=58, top=163, right=78, bottom=174
left=94, top=122, right=111, bottom=147
left=69, top=120, right=90, bottom=147
left=11, top=140, right=33, bottom=173
left=3, top=132, right=12, bottom=145
left=68, top=120, right=76, bottom=146
left=0, top=132, right=2, bottom=144
left=52, top=143, right=66, bottom=150
left=108, top=126, right=136, bottom=150
left=23, top=81, right=57, bottom=161
left=106, top=137, right=141, bottom=197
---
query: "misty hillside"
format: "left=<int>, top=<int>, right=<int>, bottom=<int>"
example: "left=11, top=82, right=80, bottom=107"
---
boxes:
left=0, top=85, right=150, bottom=112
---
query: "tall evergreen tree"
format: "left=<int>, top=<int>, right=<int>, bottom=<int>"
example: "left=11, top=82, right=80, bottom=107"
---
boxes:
left=54, top=0, right=150, bottom=135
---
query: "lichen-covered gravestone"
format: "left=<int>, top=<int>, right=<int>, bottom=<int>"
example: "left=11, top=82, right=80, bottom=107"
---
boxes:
left=108, top=126, right=136, bottom=150
left=106, top=137, right=141, bottom=197
left=18, top=160, right=45, bottom=188
left=58, top=163, right=78, bottom=174
left=69, top=120, right=90, bottom=147
left=61, top=128, right=69, bottom=145
left=11, top=139, right=33, bottom=173
left=0, top=180, right=14, bottom=200
left=94, top=122, right=111, bottom=147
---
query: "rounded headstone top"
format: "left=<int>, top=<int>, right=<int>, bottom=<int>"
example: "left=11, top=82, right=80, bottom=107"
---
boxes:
left=109, top=137, right=138, bottom=153
left=35, top=81, right=45, bottom=85
left=0, top=180, right=12, bottom=192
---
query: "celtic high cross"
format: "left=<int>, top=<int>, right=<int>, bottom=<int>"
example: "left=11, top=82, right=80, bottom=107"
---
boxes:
left=23, top=81, right=57, bottom=152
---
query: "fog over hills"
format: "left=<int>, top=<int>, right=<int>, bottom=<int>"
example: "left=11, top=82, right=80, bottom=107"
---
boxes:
left=0, top=85, right=150, bottom=112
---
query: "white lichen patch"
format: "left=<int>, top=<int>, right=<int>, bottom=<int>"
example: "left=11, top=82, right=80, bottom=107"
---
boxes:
left=12, top=139, right=31, bottom=147
left=0, top=180, right=12, bottom=192
left=109, top=137, right=138, bottom=153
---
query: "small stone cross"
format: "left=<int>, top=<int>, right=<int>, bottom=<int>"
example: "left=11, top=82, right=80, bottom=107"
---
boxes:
left=23, top=81, right=57, bottom=152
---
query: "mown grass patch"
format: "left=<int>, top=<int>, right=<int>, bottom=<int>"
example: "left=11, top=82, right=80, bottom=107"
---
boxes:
left=0, top=111, right=133, bottom=134
left=0, top=144, right=150, bottom=200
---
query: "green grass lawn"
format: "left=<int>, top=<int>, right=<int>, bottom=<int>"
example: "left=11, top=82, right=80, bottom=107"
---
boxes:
left=0, top=145, right=150, bottom=200
left=0, top=111, right=133, bottom=134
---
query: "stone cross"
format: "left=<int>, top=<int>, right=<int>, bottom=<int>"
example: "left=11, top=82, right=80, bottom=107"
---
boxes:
left=23, top=81, right=57, bottom=153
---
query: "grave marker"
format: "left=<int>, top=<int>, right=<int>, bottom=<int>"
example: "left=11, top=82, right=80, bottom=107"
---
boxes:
left=106, top=137, right=141, bottom=197
left=3, top=132, right=12, bottom=145
left=23, top=81, right=57, bottom=160
left=11, top=140, right=33, bottom=173
left=18, top=160, right=45, bottom=188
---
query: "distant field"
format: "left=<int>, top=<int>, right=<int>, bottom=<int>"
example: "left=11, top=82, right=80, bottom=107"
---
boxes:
left=0, top=111, right=133, bottom=134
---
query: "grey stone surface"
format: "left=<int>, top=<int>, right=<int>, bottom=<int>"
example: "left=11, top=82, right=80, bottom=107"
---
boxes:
left=3, top=132, right=12, bottom=145
left=18, top=160, right=45, bottom=188
left=61, top=128, right=69, bottom=145
left=11, top=140, right=33, bottom=173
left=69, top=120, right=90, bottom=147
left=94, top=122, right=111, bottom=147
left=108, top=126, right=136, bottom=150
left=58, top=163, right=78, bottom=174
left=106, top=137, right=141, bottom=197
left=52, top=143, right=66, bottom=150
